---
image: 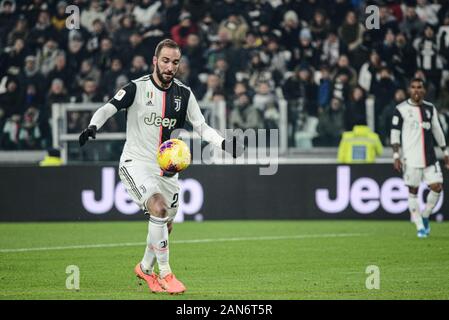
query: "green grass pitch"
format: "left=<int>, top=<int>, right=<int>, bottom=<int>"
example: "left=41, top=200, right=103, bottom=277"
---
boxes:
left=0, top=220, right=448, bottom=300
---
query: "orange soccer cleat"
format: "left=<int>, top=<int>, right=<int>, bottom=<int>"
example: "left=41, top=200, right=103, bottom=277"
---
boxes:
left=134, top=263, right=165, bottom=293
left=158, top=273, right=186, bottom=294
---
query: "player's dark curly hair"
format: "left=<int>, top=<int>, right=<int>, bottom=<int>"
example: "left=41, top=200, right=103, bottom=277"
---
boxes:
left=155, top=39, right=181, bottom=58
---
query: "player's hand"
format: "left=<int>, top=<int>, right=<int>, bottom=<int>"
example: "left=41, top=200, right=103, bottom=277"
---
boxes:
left=393, top=159, right=402, bottom=172
left=222, top=137, right=244, bottom=158
left=79, top=125, right=97, bottom=147
left=444, top=155, right=449, bottom=170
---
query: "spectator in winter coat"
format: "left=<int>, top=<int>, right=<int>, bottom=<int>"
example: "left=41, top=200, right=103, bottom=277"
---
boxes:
left=370, top=67, right=397, bottom=134
left=1, top=114, right=21, bottom=150
left=414, top=24, right=445, bottom=92
left=81, top=0, right=106, bottom=33
left=133, top=0, right=161, bottom=28
left=321, top=31, right=348, bottom=67
left=345, top=86, right=367, bottom=131
left=46, top=52, right=70, bottom=91
left=400, top=5, right=425, bottom=40
left=338, top=10, right=365, bottom=52
left=280, top=10, right=301, bottom=51
left=358, top=51, right=383, bottom=92
left=315, top=97, right=346, bottom=147
left=170, top=12, right=198, bottom=49
left=218, top=12, right=249, bottom=48
left=75, top=59, right=102, bottom=93
left=6, top=15, right=29, bottom=47
left=290, top=28, right=320, bottom=69
left=310, top=9, right=331, bottom=45
left=101, top=58, right=127, bottom=99
left=416, top=0, right=440, bottom=26
left=0, top=78, right=22, bottom=118
left=229, top=93, right=263, bottom=130
left=19, top=106, right=41, bottom=150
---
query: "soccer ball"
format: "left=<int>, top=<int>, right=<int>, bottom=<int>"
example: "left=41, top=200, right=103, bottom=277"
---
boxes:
left=157, top=138, right=191, bottom=173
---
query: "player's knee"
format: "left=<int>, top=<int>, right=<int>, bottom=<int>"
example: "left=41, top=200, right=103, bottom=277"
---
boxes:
left=409, top=187, right=418, bottom=194
left=147, top=194, right=167, bottom=218
left=429, top=183, right=442, bottom=193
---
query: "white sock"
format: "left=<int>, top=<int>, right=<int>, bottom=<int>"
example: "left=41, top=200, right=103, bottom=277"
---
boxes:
left=409, top=193, right=424, bottom=230
left=149, top=215, right=172, bottom=278
left=141, top=230, right=156, bottom=275
left=422, top=190, right=440, bottom=218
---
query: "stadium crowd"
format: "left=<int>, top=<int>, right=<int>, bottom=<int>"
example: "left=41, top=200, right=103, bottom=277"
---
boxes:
left=1, top=0, right=449, bottom=151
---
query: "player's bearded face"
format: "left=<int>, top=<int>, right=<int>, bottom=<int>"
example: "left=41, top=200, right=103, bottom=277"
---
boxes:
left=410, top=82, right=425, bottom=102
left=154, top=48, right=181, bottom=85
left=156, top=62, right=175, bottom=84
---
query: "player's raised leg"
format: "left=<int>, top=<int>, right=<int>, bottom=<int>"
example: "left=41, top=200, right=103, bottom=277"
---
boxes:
left=421, top=183, right=443, bottom=236
left=408, top=187, right=427, bottom=238
left=146, top=194, right=186, bottom=294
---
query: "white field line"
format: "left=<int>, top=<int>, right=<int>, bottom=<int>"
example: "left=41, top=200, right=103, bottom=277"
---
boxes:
left=0, top=233, right=366, bottom=253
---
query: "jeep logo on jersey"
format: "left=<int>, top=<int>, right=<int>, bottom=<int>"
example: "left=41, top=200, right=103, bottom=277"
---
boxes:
left=144, top=113, right=177, bottom=129
left=422, top=121, right=431, bottom=130
left=412, top=121, right=431, bottom=130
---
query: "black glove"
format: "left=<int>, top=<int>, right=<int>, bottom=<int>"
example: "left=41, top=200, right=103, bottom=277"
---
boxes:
left=79, top=125, right=97, bottom=147
left=221, top=136, right=244, bottom=158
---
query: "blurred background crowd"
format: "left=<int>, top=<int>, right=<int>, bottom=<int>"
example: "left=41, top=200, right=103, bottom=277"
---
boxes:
left=1, top=0, right=449, bottom=151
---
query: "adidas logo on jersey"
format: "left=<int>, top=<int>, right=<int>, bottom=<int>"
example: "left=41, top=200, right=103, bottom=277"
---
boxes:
left=144, top=113, right=177, bottom=129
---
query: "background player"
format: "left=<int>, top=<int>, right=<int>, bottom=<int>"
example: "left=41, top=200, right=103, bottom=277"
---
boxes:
left=79, top=39, right=243, bottom=293
left=391, top=78, right=449, bottom=238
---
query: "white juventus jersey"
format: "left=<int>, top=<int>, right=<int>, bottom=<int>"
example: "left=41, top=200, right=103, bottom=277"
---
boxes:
left=391, top=99, right=446, bottom=168
left=91, top=74, right=224, bottom=172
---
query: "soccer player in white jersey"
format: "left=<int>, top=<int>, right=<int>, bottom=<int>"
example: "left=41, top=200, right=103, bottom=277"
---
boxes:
left=391, top=78, right=449, bottom=238
left=79, top=39, right=243, bottom=294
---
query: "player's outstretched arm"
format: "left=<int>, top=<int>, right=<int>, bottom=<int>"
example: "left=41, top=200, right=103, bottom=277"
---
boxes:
left=186, top=92, right=244, bottom=158
left=79, top=103, right=118, bottom=147
left=390, top=108, right=403, bottom=172
left=392, top=143, right=402, bottom=172
left=79, top=82, right=136, bottom=147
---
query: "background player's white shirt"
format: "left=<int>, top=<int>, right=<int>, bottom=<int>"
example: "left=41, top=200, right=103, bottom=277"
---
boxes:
left=390, top=99, right=446, bottom=168
left=90, top=74, right=224, bottom=172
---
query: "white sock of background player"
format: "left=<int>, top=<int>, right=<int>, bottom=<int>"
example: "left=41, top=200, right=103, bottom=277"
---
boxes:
left=422, top=190, right=440, bottom=219
left=148, top=215, right=172, bottom=278
left=409, top=193, right=424, bottom=230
